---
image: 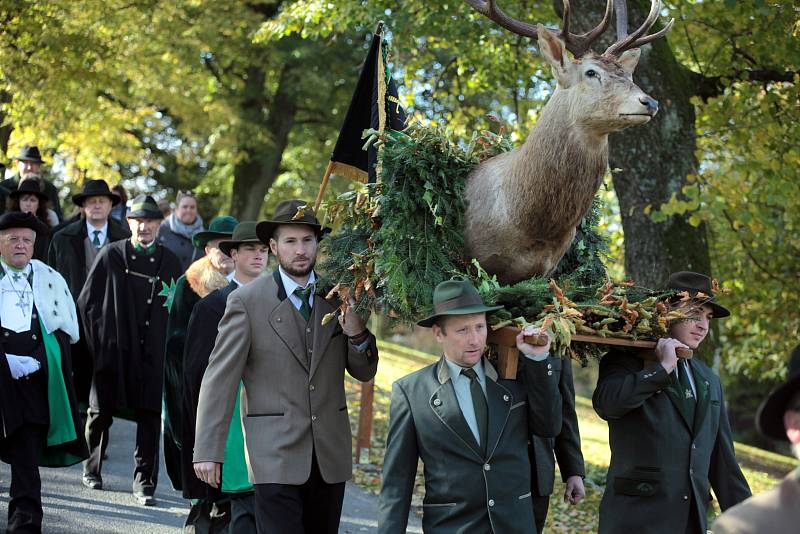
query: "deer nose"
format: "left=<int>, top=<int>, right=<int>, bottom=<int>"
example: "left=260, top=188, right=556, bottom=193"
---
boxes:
left=641, top=96, right=659, bottom=114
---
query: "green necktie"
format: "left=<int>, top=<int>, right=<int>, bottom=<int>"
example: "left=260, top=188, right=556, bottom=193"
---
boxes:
left=293, top=286, right=313, bottom=321
left=678, top=361, right=696, bottom=421
left=92, top=230, right=102, bottom=248
left=461, top=367, right=488, bottom=454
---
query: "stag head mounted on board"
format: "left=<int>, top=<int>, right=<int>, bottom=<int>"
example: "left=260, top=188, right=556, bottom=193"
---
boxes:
left=466, top=0, right=674, bottom=134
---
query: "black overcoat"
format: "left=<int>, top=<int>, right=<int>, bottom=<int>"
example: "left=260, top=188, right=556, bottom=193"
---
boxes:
left=77, top=240, right=181, bottom=413
left=177, top=281, right=238, bottom=498
left=48, top=217, right=130, bottom=404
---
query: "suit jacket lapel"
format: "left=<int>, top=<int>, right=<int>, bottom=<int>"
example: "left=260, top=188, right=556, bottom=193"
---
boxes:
left=484, top=373, right=512, bottom=460
left=309, top=292, right=338, bottom=379
left=429, top=359, right=482, bottom=460
left=690, top=360, right=712, bottom=435
left=664, top=373, right=693, bottom=431
left=268, top=279, right=309, bottom=373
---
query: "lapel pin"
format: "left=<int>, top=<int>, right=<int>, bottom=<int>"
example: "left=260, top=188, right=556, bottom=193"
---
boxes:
left=685, top=389, right=693, bottom=399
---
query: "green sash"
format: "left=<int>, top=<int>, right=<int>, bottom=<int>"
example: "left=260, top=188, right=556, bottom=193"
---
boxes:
left=221, top=382, right=253, bottom=493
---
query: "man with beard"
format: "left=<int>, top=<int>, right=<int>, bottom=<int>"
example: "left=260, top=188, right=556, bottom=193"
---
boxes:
left=163, top=215, right=238, bottom=494
left=0, top=212, right=87, bottom=533
left=592, top=272, right=751, bottom=534
left=48, top=180, right=130, bottom=405
left=1, top=145, right=63, bottom=221
left=193, top=200, right=379, bottom=534
left=181, top=221, right=266, bottom=533
left=77, top=194, right=182, bottom=506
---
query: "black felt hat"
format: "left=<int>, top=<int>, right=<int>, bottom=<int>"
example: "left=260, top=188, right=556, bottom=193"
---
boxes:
left=756, top=346, right=800, bottom=442
left=72, top=179, right=121, bottom=207
left=665, top=271, right=730, bottom=318
left=127, top=194, right=163, bottom=219
left=9, top=179, right=49, bottom=202
left=255, top=199, right=331, bottom=243
left=0, top=211, right=49, bottom=235
left=15, top=145, right=44, bottom=164
left=219, top=221, right=263, bottom=256
left=417, top=279, right=504, bottom=328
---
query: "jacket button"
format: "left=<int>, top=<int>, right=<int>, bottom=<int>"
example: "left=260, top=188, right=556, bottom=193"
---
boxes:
left=691, top=443, right=696, bottom=449
left=32, top=334, right=37, bottom=340
left=484, top=464, right=491, bottom=471
left=309, top=384, right=315, bottom=391
left=488, top=499, right=495, bottom=507
left=311, top=415, right=317, bottom=421
left=433, top=399, right=442, bottom=407
left=547, top=363, right=552, bottom=369
left=503, top=395, right=509, bottom=402
left=306, top=327, right=312, bottom=333
left=689, top=468, right=694, bottom=475
left=131, top=255, right=137, bottom=260
left=547, top=370, right=553, bottom=376
left=276, top=317, right=282, bottom=322
left=683, top=495, right=689, bottom=501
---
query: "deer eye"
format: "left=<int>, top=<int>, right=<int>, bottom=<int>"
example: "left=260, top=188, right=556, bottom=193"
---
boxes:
left=585, top=69, right=598, bottom=78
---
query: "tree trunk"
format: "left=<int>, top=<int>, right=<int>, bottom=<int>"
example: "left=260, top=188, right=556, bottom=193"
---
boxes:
left=229, top=63, right=298, bottom=220
left=0, top=91, right=13, bottom=159
left=567, top=0, right=712, bottom=289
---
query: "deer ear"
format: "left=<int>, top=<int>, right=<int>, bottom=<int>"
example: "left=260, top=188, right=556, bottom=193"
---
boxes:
left=537, top=24, right=572, bottom=81
left=618, top=48, right=641, bottom=75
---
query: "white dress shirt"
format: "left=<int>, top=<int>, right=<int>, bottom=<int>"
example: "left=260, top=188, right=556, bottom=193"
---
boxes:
left=86, top=220, right=109, bottom=246
left=279, top=266, right=316, bottom=312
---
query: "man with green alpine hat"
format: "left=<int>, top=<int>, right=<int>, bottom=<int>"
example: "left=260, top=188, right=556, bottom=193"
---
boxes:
left=0, top=211, right=87, bottom=533
left=593, top=271, right=751, bottom=534
left=181, top=221, right=267, bottom=533
left=77, top=194, right=182, bottom=505
left=163, top=214, right=238, bottom=495
left=378, top=278, right=563, bottom=533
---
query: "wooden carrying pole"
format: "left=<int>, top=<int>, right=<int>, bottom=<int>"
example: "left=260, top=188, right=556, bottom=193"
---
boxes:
left=314, top=160, right=335, bottom=212
left=487, top=326, right=693, bottom=379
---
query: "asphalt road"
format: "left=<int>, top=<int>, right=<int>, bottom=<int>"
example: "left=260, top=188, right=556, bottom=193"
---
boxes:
left=1, top=418, right=421, bottom=533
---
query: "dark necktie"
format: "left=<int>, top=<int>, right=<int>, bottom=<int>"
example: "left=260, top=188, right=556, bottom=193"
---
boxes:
left=678, top=361, right=696, bottom=421
left=461, top=367, right=488, bottom=454
left=293, top=286, right=313, bottom=321
left=92, top=230, right=102, bottom=248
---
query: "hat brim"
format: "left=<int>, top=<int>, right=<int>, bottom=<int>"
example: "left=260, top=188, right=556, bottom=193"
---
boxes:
left=255, top=220, right=332, bottom=244
left=10, top=190, right=49, bottom=202
left=218, top=238, right=263, bottom=257
left=193, top=231, right=234, bottom=249
left=756, top=375, right=800, bottom=441
left=16, top=156, right=44, bottom=164
left=72, top=192, right=121, bottom=207
left=417, top=304, right=504, bottom=328
left=127, top=209, right=163, bottom=220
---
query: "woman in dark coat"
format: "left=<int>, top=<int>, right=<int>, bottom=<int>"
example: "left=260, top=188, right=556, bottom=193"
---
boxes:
left=6, top=179, right=53, bottom=261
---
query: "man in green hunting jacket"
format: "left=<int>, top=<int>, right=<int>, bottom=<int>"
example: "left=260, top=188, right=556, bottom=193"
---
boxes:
left=592, top=271, right=751, bottom=534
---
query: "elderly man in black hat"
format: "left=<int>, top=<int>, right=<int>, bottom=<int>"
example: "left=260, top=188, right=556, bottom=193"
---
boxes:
left=163, top=215, right=237, bottom=494
left=47, top=179, right=131, bottom=404
left=378, top=279, right=563, bottom=534
left=713, top=345, right=800, bottom=533
left=0, top=146, right=63, bottom=221
left=77, top=194, right=181, bottom=505
left=180, top=221, right=267, bottom=533
left=593, top=271, right=752, bottom=534
left=193, top=199, right=379, bottom=534
left=0, top=211, right=88, bottom=533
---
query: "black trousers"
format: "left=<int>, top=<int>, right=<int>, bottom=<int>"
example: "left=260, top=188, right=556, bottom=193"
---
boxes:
left=84, top=408, right=161, bottom=493
left=1, top=423, right=46, bottom=534
left=253, top=454, right=345, bottom=534
left=532, top=493, right=549, bottom=533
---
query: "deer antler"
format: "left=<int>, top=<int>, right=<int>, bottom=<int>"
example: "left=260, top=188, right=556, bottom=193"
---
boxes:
left=464, top=0, right=614, bottom=58
left=604, top=0, right=674, bottom=57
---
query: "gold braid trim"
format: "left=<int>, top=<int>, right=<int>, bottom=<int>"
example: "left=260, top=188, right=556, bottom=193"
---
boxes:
left=331, top=161, right=368, bottom=183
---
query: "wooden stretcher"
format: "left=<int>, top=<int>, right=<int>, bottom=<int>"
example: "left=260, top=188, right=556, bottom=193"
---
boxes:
left=486, top=326, right=692, bottom=379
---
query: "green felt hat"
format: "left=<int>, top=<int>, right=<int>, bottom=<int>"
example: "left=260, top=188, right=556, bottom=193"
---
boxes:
left=417, top=278, right=503, bottom=328
left=218, top=221, right=261, bottom=256
left=127, top=194, right=163, bottom=220
left=192, top=215, right=239, bottom=248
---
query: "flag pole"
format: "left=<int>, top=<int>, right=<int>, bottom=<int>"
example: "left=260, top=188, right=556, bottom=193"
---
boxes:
left=314, top=160, right=335, bottom=212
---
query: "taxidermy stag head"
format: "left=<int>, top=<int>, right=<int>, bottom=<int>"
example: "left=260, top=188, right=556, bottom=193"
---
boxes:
left=463, top=0, right=673, bottom=284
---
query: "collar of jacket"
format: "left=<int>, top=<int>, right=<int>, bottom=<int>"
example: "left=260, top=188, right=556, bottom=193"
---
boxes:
left=437, top=356, right=498, bottom=385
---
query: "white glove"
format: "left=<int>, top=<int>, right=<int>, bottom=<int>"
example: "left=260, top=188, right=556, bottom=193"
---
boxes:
left=5, top=354, right=40, bottom=380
